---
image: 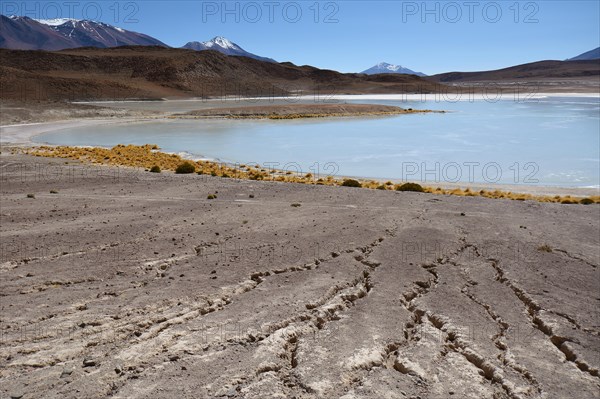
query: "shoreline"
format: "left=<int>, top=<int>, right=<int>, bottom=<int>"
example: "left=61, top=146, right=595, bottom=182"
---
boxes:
left=11, top=144, right=599, bottom=204
left=0, top=117, right=162, bottom=145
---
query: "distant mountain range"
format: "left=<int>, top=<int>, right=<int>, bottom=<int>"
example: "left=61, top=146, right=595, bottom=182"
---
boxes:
left=0, top=15, right=167, bottom=50
left=568, top=47, right=600, bottom=61
left=0, top=13, right=597, bottom=80
left=0, top=15, right=275, bottom=63
left=181, top=37, right=275, bottom=63
left=360, top=48, right=599, bottom=77
left=361, top=62, right=426, bottom=77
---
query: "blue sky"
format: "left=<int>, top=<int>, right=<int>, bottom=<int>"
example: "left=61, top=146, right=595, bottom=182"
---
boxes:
left=4, top=1, right=599, bottom=74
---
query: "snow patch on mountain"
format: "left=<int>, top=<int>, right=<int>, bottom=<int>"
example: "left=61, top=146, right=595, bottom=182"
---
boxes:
left=35, top=18, right=80, bottom=26
left=211, top=36, right=237, bottom=49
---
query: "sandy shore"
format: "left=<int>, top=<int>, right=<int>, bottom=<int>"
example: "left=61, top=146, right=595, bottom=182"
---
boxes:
left=1, top=152, right=598, bottom=399
left=0, top=118, right=152, bottom=145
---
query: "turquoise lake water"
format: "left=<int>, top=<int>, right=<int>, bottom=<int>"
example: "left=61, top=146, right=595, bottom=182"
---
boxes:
left=37, top=96, right=600, bottom=187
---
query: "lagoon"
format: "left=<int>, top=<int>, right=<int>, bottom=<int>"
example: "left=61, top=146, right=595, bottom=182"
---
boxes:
left=36, top=95, right=600, bottom=188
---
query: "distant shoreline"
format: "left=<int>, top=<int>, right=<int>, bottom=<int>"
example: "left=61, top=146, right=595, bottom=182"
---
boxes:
left=75, top=92, right=600, bottom=104
left=173, top=103, right=441, bottom=119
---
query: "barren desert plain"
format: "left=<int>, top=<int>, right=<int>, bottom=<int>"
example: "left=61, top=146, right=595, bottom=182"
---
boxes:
left=0, top=137, right=599, bottom=398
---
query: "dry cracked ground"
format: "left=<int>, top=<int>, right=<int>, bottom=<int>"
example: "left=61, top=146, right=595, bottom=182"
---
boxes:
left=0, top=153, right=599, bottom=399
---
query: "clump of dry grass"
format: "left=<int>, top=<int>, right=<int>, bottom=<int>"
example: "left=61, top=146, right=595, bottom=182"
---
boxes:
left=396, top=182, right=425, bottom=192
left=21, top=145, right=600, bottom=205
left=341, top=179, right=361, bottom=188
left=175, top=161, right=196, bottom=174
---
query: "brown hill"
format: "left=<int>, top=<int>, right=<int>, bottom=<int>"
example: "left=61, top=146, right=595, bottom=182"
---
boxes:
left=0, top=46, right=442, bottom=102
left=428, top=60, right=600, bottom=83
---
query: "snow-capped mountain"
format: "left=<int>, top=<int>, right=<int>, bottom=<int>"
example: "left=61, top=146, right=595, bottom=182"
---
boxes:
left=0, top=15, right=167, bottom=50
left=1, top=15, right=276, bottom=62
left=361, top=62, right=426, bottom=77
left=568, top=47, right=600, bottom=61
left=182, top=36, right=276, bottom=63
